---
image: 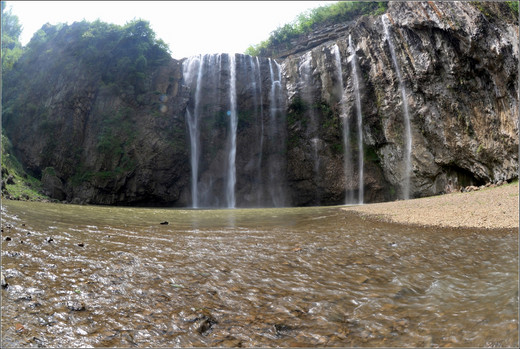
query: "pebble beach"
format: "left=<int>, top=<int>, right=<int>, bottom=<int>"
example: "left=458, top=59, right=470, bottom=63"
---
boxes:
left=344, top=182, right=519, bottom=231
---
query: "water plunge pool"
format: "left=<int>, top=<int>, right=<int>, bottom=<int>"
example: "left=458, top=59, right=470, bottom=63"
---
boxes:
left=1, top=200, right=518, bottom=347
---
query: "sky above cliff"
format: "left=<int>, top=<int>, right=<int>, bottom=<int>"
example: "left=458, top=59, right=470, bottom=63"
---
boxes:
left=7, top=0, right=337, bottom=59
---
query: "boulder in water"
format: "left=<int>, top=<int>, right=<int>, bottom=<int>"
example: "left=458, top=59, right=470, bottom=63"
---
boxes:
left=1, top=272, right=7, bottom=288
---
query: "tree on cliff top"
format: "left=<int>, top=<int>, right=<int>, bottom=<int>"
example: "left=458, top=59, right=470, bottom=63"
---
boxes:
left=245, top=1, right=387, bottom=57
left=1, top=1, right=23, bottom=71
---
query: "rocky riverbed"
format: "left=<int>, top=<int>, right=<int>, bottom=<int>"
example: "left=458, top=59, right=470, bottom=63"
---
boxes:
left=1, top=200, right=518, bottom=347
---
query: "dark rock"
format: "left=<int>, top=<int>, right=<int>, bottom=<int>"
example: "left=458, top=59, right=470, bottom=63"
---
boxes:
left=1, top=272, right=7, bottom=288
left=274, top=323, right=292, bottom=336
left=66, top=301, right=86, bottom=311
left=394, top=286, right=420, bottom=299
left=6, top=175, right=15, bottom=185
left=77, top=243, right=85, bottom=247
left=183, top=310, right=218, bottom=336
left=41, top=171, right=66, bottom=201
left=195, top=316, right=217, bottom=336
left=160, top=221, right=169, bottom=225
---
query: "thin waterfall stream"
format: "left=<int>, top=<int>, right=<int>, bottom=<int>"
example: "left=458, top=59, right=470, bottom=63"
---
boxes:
left=227, top=54, right=238, bottom=208
left=182, top=55, right=204, bottom=208
left=332, top=44, right=354, bottom=205
left=298, top=53, right=322, bottom=203
left=349, top=35, right=364, bottom=204
left=382, top=14, right=413, bottom=200
left=267, top=58, right=286, bottom=207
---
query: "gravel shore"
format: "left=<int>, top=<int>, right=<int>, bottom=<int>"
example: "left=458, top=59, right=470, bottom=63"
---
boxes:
left=344, top=182, right=519, bottom=231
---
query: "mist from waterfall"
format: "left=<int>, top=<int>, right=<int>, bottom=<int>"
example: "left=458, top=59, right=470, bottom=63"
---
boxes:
left=382, top=14, right=412, bottom=200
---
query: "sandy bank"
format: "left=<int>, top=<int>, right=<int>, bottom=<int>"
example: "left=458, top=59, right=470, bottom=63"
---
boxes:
left=344, top=182, right=519, bottom=231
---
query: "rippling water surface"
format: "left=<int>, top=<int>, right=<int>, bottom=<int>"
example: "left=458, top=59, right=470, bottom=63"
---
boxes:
left=1, top=200, right=518, bottom=347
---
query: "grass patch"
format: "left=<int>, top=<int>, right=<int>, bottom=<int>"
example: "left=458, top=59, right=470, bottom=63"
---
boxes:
left=2, top=132, right=49, bottom=201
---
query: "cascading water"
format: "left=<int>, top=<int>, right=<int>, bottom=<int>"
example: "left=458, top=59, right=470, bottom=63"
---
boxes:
left=349, top=35, right=364, bottom=204
left=182, top=55, right=204, bottom=208
left=183, top=54, right=287, bottom=208
left=249, top=55, right=264, bottom=205
left=298, top=52, right=321, bottom=203
left=267, top=58, right=286, bottom=207
left=227, top=54, right=238, bottom=208
left=382, top=14, right=412, bottom=200
left=332, top=44, right=355, bottom=205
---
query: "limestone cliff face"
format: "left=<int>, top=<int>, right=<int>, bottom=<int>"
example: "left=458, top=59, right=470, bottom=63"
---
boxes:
left=3, top=2, right=518, bottom=206
left=3, top=24, right=191, bottom=205
left=282, top=1, right=518, bottom=202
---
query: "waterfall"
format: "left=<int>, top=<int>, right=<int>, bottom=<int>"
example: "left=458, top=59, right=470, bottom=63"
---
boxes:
left=182, top=55, right=204, bottom=208
left=267, top=58, right=286, bottom=207
left=182, top=54, right=287, bottom=208
left=249, top=55, right=264, bottom=205
left=299, top=52, right=321, bottom=203
left=332, top=44, right=354, bottom=205
left=382, top=14, right=412, bottom=200
left=227, top=54, right=238, bottom=208
left=349, top=36, right=364, bottom=204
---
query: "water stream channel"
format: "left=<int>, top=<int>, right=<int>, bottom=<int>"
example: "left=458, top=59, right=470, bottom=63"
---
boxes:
left=1, top=200, right=518, bottom=347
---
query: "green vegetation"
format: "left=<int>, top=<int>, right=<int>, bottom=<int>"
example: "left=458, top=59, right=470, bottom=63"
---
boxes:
left=1, top=131, right=49, bottom=201
left=507, top=1, right=519, bottom=15
left=471, top=1, right=519, bottom=20
left=1, top=2, right=23, bottom=72
left=287, top=96, right=309, bottom=126
left=2, top=17, right=173, bottom=194
left=3, top=18, right=172, bottom=115
left=364, top=146, right=379, bottom=163
left=95, top=107, right=138, bottom=179
left=0, top=3, right=46, bottom=200
left=245, top=2, right=387, bottom=56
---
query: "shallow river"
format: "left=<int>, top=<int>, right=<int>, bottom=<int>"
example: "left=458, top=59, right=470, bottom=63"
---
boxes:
left=1, top=200, right=518, bottom=347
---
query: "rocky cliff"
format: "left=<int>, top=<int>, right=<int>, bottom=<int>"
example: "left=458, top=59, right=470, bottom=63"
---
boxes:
left=283, top=0, right=519, bottom=203
left=2, top=21, right=191, bottom=205
left=2, top=2, right=518, bottom=207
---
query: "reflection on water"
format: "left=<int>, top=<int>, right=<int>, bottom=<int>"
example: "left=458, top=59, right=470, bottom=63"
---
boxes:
left=1, top=200, right=518, bottom=347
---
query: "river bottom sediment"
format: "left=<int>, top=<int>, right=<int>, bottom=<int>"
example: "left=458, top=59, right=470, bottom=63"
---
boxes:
left=1, top=200, right=518, bottom=347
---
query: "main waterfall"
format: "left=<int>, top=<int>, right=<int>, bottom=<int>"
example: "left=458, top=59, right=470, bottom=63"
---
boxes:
left=182, top=54, right=287, bottom=208
left=182, top=55, right=204, bottom=208
left=382, top=15, right=413, bottom=200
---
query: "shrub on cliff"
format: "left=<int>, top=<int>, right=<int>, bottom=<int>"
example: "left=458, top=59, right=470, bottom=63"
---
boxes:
left=1, top=18, right=173, bottom=196
left=1, top=2, right=23, bottom=72
left=3, top=18, right=171, bottom=114
left=245, top=1, right=387, bottom=57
